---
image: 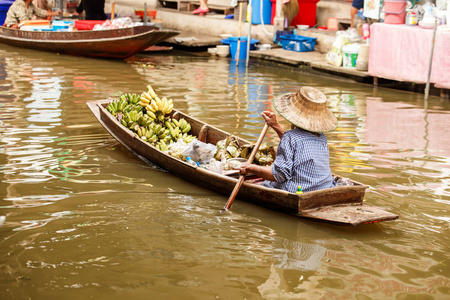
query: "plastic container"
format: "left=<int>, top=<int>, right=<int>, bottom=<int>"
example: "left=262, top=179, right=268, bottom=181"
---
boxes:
left=342, top=43, right=361, bottom=68
left=405, top=11, right=418, bottom=25
left=279, top=34, right=316, bottom=52
left=274, top=29, right=294, bottom=44
left=355, top=43, right=369, bottom=71
left=0, top=0, right=15, bottom=26
left=384, top=0, right=407, bottom=24
left=249, top=0, right=272, bottom=25
left=221, top=36, right=259, bottom=60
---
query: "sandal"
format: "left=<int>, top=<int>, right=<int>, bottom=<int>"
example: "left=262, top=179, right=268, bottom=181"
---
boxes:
left=193, top=7, right=209, bottom=14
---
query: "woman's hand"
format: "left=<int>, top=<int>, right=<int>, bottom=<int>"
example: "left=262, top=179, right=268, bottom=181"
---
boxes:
left=261, top=111, right=278, bottom=128
left=261, top=110, right=285, bottom=139
left=239, top=163, right=251, bottom=176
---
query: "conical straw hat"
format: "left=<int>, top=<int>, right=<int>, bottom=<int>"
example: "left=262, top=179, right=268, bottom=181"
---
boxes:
left=273, top=86, right=338, bottom=133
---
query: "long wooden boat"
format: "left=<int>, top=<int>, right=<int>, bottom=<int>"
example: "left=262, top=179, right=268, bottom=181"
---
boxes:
left=0, top=25, right=179, bottom=59
left=87, top=100, right=399, bottom=226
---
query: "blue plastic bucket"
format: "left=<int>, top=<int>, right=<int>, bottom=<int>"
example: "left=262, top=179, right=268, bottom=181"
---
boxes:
left=0, top=0, right=15, bottom=26
left=221, top=36, right=259, bottom=60
left=249, top=0, right=272, bottom=25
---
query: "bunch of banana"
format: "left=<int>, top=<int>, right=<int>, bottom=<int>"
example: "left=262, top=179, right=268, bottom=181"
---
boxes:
left=163, top=118, right=194, bottom=143
left=121, top=93, right=141, bottom=105
left=174, top=118, right=191, bottom=134
left=139, top=85, right=174, bottom=123
left=136, top=126, right=158, bottom=142
left=155, top=140, right=169, bottom=152
left=138, top=114, right=154, bottom=128
left=120, top=110, right=143, bottom=130
left=106, top=99, right=128, bottom=115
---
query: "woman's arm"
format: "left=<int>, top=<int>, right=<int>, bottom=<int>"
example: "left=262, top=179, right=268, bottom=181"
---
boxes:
left=239, top=163, right=276, bottom=181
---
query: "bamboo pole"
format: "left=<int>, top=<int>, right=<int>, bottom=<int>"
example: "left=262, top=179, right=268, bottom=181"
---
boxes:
left=424, top=19, right=437, bottom=100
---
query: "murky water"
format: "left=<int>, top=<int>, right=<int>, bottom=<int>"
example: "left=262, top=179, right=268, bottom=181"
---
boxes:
left=0, top=44, right=449, bottom=299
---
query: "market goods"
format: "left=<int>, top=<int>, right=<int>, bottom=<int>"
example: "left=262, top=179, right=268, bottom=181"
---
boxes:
left=215, top=135, right=275, bottom=166
left=106, top=86, right=196, bottom=156
left=139, top=85, right=174, bottom=122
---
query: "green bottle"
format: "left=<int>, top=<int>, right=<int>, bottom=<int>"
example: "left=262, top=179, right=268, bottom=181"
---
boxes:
left=296, top=186, right=303, bottom=194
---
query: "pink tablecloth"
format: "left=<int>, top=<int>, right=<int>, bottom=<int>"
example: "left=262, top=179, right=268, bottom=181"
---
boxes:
left=369, top=23, right=450, bottom=89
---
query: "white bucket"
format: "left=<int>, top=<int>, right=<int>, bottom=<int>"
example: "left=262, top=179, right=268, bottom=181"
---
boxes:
left=342, top=43, right=361, bottom=68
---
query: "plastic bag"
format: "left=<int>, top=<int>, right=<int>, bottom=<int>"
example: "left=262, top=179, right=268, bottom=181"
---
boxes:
left=335, top=177, right=354, bottom=186
left=326, top=28, right=360, bottom=67
left=181, top=140, right=217, bottom=164
left=209, top=158, right=223, bottom=174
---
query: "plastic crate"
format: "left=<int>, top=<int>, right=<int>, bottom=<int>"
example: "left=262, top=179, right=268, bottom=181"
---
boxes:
left=52, top=20, right=74, bottom=31
left=280, top=35, right=317, bottom=52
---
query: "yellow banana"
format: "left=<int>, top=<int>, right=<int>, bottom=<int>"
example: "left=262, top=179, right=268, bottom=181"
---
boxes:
left=147, top=85, right=157, bottom=98
left=146, top=110, right=156, bottom=120
left=140, top=99, right=149, bottom=105
left=141, top=92, right=152, bottom=101
left=154, top=97, right=164, bottom=111
left=182, top=123, right=191, bottom=133
left=146, top=104, right=155, bottom=113
left=161, top=101, right=170, bottom=114
left=150, top=99, right=159, bottom=112
left=166, top=103, right=173, bottom=114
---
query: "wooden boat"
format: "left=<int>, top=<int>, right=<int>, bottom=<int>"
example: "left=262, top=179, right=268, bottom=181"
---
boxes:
left=0, top=25, right=179, bottom=59
left=87, top=100, right=399, bottom=226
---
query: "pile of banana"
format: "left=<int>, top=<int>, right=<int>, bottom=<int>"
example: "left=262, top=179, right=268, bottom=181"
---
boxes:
left=107, top=86, right=196, bottom=153
left=139, top=85, right=173, bottom=123
left=106, top=93, right=143, bottom=117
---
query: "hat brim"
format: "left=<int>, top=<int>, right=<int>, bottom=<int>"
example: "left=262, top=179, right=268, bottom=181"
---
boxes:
left=273, top=93, right=338, bottom=133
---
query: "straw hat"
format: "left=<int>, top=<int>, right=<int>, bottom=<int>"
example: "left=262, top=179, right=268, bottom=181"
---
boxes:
left=273, top=86, right=338, bottom=133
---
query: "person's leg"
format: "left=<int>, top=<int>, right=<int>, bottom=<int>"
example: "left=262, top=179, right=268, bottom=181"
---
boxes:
left=351, top=6, right=358, bottom=28
left=351, top=0, right=364, bottom=28
left=199, top=0, right=208, bottom=9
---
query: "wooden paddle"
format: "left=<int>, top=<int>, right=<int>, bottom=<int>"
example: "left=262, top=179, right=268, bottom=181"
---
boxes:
left=224, top=123, right=269, bottom=210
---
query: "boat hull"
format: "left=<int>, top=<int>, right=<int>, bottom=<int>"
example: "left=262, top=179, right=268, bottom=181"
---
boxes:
left=87, top=100, right=399, bottom=226
left=0, top=26, right=179, bottom=59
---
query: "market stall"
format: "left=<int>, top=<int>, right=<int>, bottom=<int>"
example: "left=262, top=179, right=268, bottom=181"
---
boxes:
left=368, top=23, right=450, bottom=89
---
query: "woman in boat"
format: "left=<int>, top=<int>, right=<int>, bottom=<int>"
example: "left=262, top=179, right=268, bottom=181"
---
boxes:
left=3, top=0, right=61, bottom=28
left=239, top=86, right=338, bottom=193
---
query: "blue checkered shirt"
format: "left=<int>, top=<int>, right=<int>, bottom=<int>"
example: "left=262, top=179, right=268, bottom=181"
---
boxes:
left=261, top=128, right=335, bottom=193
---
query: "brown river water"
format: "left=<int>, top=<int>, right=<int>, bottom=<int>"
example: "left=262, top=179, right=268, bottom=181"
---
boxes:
left=0, top=44, right=449, bottom=299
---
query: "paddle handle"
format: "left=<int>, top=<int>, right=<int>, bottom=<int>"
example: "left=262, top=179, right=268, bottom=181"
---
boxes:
left=224, top=123, right=269, bottom=210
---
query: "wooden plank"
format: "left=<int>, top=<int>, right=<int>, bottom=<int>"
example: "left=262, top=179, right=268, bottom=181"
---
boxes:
left=298, top=184, right=366, bottom=211
left=299, top=204, right=399, bottom=227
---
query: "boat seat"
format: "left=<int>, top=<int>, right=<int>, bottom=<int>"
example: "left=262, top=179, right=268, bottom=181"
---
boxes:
left=198, top=124, right=208, bottom=142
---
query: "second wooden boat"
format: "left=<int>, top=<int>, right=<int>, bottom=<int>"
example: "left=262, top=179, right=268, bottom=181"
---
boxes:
left=0, top=25, right=179, bottom=59
left=87, top=100, right=399, bottom=226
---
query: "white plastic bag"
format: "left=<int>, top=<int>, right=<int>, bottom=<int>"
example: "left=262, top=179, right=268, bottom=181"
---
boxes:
left=181, top=140, right=217, bottom=164
left=209, top=158, right=223, bottom=174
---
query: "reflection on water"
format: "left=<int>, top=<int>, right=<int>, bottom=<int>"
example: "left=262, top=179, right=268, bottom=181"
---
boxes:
left=0, top=45, right=449, bottom=299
